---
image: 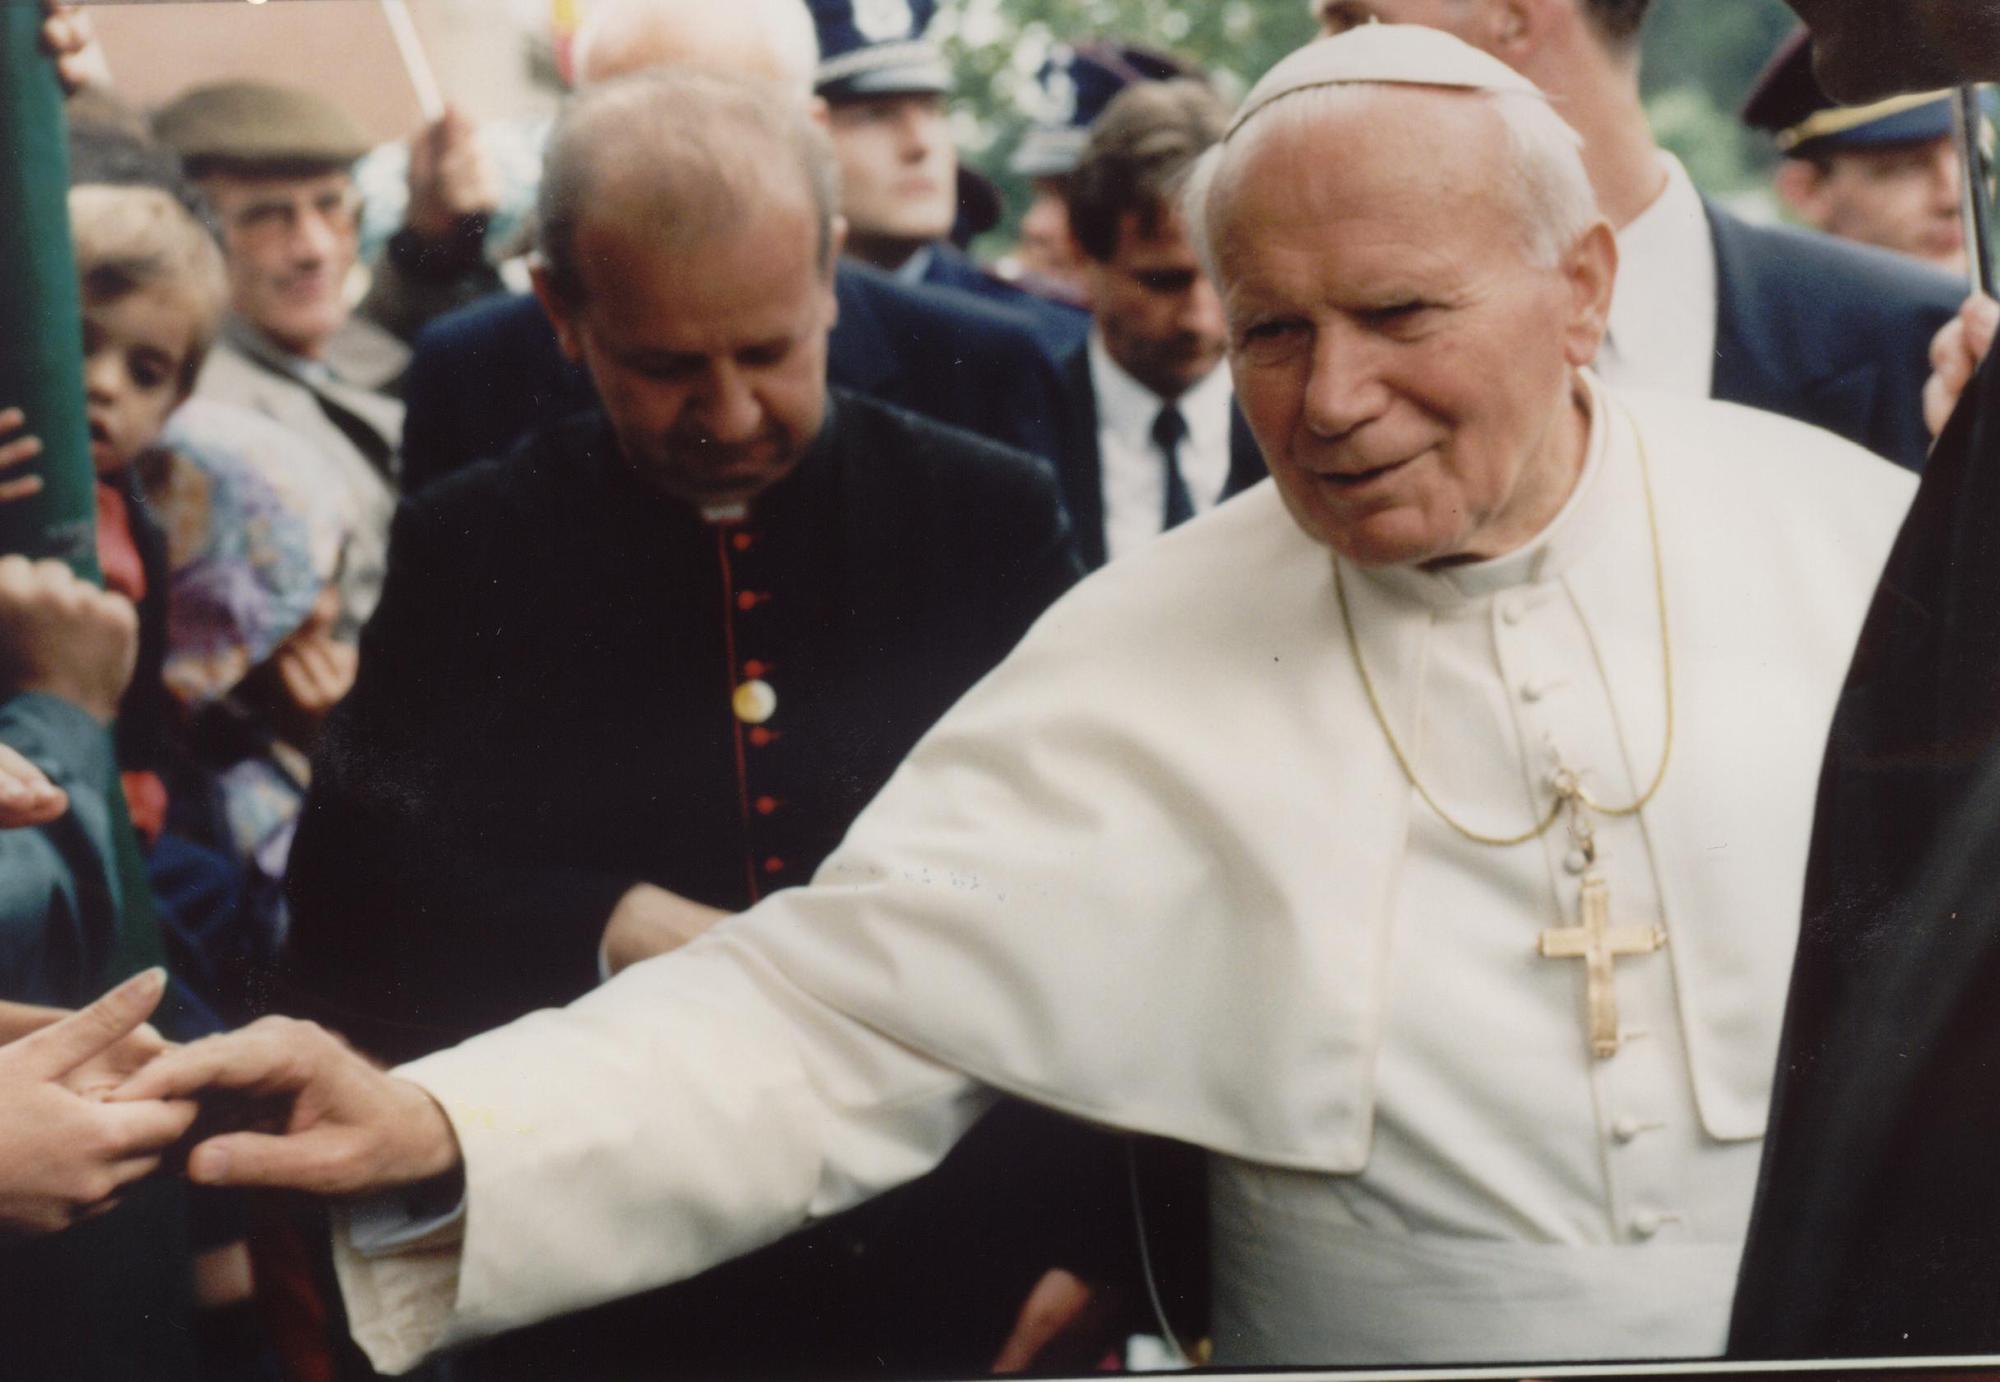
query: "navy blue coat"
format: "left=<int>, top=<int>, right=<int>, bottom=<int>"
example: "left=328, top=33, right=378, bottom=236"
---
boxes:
left=398, top=261, right=1075, bottom=492
left=923, top=241, right=1092, bottom=360
left=1054, top=343, right=1269, bottom=570
left=1707, top=201, right=1961, bottom=473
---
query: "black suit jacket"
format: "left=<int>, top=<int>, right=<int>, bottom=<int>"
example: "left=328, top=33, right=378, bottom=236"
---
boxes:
left=1054, top=344, right=1269, bottom=570
left=398, top=262, right=1075, bottom=492
left=924, top=241, right=1092, bottom=360
left=1708, top=201, right=1961, bottom=473
left=285, top=392, right=1131, bottom=1378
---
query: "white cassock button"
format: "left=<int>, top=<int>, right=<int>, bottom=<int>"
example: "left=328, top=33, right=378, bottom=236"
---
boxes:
left=1500, top=598, right=1527, bottom=626
left=1612, top=1115, right=1644, bottom=1143
left=1521, top=681, right=1545, bottom=703
left=1564, top=848, right=1591, bottom=875
left=1631, top=1209, right=1664, bottom=1238
left=733, top=679, right=777, bottom=725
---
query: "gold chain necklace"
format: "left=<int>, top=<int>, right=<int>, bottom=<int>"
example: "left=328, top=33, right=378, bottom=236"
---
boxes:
left=1331, top=404, right=1673, bottom=849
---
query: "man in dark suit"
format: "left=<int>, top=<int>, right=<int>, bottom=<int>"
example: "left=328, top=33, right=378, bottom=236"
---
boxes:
left=1313, top=0, right=1960, bottom=473
left=284, top=67, right=1124, bottom=1382
left=396, top=0, right=1077, bottom=495
left=804, top=0, right=1090, bottom=358
left=1052, top=77, right=1263, bottom=570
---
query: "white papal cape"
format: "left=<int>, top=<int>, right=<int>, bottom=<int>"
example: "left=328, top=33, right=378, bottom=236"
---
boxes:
left=337, top=378, right=1913, bottom=1373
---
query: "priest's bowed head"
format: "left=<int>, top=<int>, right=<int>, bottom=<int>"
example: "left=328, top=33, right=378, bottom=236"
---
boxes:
left=101, top=26, right=1914, bottom=1373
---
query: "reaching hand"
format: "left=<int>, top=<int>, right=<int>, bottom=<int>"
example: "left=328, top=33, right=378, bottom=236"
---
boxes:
left=0, top=742, right=66, bottom=830
left=1925, top=294, right=1999, bottom=439
left=0, top=556, right=140, bottom=725
left=0, top=408, right=45, bottom=505
left=0, top=969, right=195, bottom=1236
left=112, top=1016, right=463, bottom=1197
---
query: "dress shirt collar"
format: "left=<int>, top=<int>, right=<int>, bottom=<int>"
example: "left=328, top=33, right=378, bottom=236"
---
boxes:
left=1085, top=331, right=1234, bottom=459
left=1356, top=369, right=1616, bottom=609
left=1597, top=153, right=1718, bottom=399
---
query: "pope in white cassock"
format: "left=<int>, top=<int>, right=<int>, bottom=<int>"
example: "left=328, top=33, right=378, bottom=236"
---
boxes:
left=119, top=26, right=1918, bottom=1373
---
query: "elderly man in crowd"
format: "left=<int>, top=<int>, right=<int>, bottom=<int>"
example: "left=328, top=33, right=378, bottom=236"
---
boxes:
left=279, top=65, right=1121, bottom=1380
left=124, top=26, right=1915, bottom=1371
left=1053, top=78, right=1264, bottom=569
left=1313, top=0, right=1959, bottom=474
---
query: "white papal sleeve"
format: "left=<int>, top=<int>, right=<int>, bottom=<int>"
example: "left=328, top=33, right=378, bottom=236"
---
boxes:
left=332, top=931, right=995, bottom=1376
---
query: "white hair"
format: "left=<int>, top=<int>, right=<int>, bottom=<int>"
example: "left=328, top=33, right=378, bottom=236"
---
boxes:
left=1183, top=81, right=1600, bottom=279
left=571, top=0, right=820, bottom=93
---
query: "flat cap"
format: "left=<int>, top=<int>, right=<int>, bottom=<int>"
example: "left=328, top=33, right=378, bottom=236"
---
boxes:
left=1010, top=40, right=1199, bottom=178
left=1229, top=23, right=1547, bottom=140
left=153, top=81, right=370, bottom=171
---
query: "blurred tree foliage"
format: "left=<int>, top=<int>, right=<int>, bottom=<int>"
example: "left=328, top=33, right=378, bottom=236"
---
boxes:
left=943, top=0, right=1804, bottom=247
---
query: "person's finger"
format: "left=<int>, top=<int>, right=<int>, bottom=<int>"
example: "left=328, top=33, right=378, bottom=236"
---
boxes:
left=2, top=969, right=165, bottom=1082
left=0, top=742, right=65, bottom=826
left=0, top=475, right=45, bottom=504
left=186, top=1127, right=372, bottom=1194
left=1965, top=293, right=2000, bottom=361
left=73, top=1194, right=125, bottom=1225
left=101, top=1153, right=166, bottom=1192
left=0, top=433, right=42, bottom=467
left=111, top=1018, right=312, bottom=1103
left=97, top=1096, right=200, bottom=1155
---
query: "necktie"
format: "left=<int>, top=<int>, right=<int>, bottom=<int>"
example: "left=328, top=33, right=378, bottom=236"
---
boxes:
left=1153, top=403, right=1194, bottom=531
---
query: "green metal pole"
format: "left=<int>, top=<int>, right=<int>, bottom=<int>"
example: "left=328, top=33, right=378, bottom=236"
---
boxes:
left=0, top=17, right=194, bottom=1380
left=0, top=6, right=97, bottom=571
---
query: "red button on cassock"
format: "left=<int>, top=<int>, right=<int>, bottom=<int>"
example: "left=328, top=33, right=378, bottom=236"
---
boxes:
left=755, top=796, right=779, bottom=816
left=732, top=532, right=754, bottom=552
left=736, top=591, right=761, bottom=611
left=763, top=856, right=785, bottom=875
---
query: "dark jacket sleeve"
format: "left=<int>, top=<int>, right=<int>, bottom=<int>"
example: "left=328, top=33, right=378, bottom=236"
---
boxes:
left=283, top=491, right=637, bottom=1062
left=0, top=693, right=121, bottom=1007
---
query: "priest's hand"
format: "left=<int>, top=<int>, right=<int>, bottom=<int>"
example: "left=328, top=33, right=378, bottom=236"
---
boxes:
left=110, top=1016, right=463, bottom=1197
left=38, top=2, right=108, bottom=96
left=1926, top=293, right=1999, bottom=438
left=601, top=883, right=728, bottom=976
left=404, top=107, right=498, bottom=247
left=0, top=969, right=195, bottom=1235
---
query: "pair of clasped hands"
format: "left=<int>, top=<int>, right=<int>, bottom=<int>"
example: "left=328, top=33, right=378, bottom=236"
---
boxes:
left=2, top=964, right=466, bottom=1235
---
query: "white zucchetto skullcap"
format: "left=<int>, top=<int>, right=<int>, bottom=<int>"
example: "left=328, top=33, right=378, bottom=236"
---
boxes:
left=1228, top=23, right=1551, bottom=139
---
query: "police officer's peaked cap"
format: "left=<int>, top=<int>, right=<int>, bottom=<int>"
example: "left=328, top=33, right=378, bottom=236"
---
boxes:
left=807, top=0, right=950, bottom=101
left=1743, top=27, right=1960, bottom=157
left=1010, top=40, right=1200, bottom=178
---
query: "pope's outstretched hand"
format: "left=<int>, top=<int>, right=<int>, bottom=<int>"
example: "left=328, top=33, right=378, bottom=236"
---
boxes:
left=112, top=1016, right=463, bottom=1196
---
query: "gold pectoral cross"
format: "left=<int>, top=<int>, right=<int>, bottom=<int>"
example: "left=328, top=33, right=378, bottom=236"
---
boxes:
left=1537, top=873, right=1667, bottom=1059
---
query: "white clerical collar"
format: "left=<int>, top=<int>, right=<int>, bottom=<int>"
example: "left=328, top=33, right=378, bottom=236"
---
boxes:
left=1597, top=153, right=1718, bottom=399
left=1355, top=369, right=1615, bottom=609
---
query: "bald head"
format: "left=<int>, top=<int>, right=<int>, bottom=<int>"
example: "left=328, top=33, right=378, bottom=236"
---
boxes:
left=571, top=0, right=820, bottom=90
left=537, top=69, right=839, bottom=305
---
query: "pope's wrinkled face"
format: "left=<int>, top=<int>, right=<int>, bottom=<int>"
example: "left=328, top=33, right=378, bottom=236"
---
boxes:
left=536, top=197, right=838, bottom=510
left=1213, top=93, right=1612, bottom=568
left=1781, top=0, right=2000, bottom=100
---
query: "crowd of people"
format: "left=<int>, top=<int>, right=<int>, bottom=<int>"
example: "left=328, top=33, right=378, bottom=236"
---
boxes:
left=6, top=0, right=2000, bottom=1378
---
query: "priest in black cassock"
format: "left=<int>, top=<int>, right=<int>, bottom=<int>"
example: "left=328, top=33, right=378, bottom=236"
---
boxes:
left=1731, top=0, right=2000, bottom=1358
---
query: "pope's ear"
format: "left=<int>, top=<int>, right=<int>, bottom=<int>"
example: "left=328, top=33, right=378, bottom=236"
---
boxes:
left=1488, top=0, right=1540, bottom=59
left=529, top=261, right=586, bottom=362
left=1559, top=218, right=1618, bottom=367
